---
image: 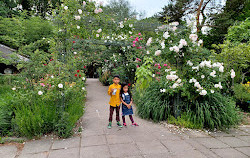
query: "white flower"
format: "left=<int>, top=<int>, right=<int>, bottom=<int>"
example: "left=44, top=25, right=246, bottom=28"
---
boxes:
left=160, top=89, right=166, bottom=93
left=170, top=22, right=179, bottom=26
left=83, top=1, right=86, bottom=6
left=96, top=34, right=100, bottom=37
left=165, top=69, right=171, bottom=72
left=94, top=8, right=99, bottom=14
left=172, top=26, right=177, bottom=32
left=51, top=75, right=54, bottom=78
left=189, top=34, right=198, bottom=42
left=214, top=82, right=223, bottom=89
left=129, top=24, right=133, bottom=27
left=199, top=90, right=207, bottom=96
left=161, top=41, right=165, bottom=49
left=82, top=87, right=85, bottom=90
left=73, top=52, right=77, bottom=55
left=78, top=9, right=83, bottom=14
left=82, top=77, right=86, bottom=81
left=177, top=79, right=182, bottom=83
left=187, top=60, right=193, bottom=66
left=198, top=39, right=203, bottom=44
left=146, top=51, right=150, bottom=54
left=75, top=15, right=81, bottom=20
left=192, top=66, right=199, bottom=71
left=12, top=87, right=16, bottom=91
left=170, top=71, right=176, bottom=75
left=172, top=83, right=179, bottom=89
left=129, top=31, right=132, bottom=34
left=179, top=39, right=187, bottom=48
left=58, top=83, right=63, bottom=89
left=38, top=91, right=43, bottom=95
left=166, top=74, right=178, bottom=81
left=201, top=75, right=205, bottom=79
left=155, top=50, right=161, bottom=56
left=211, top=90, right=215, bottom=93
left=163, top=32, right=170, bottom=39
left=189, top=78, right=197, bottom=83
left=152, top=74, right=155, bottom=77
left=172, top=46, right=179, bottom=53
left=212, top=62, right=222, bottom=68
left=219, top=66, right=224, bottom=72
left=231, top=69, right=236, bottom=78
left=64, top=6, right=68, bottom=10
left=77, top=26, right=80, bottom=29
left=210, top=70, right=216, bottom=77
left=146, top=37, right=152, bottom=46
left=194, top=82, right=201, bottom=89
left=97, top=28, right=102, bottom=33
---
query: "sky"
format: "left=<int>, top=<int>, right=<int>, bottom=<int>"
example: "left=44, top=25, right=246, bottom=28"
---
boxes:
left=94, top=0, right=169, bottom=17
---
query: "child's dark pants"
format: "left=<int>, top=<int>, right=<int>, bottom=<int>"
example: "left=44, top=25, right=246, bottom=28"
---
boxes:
left=109, top=105, right=120, bottom=122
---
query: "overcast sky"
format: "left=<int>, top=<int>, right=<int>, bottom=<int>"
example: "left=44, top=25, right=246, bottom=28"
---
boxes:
left=94, top=0, right=169, bottom=17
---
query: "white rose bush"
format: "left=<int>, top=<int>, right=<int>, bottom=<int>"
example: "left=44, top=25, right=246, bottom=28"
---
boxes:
left=133, top=22, right=240, bottom=129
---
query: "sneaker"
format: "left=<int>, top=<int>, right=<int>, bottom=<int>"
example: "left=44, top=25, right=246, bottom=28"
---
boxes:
left=123, top=123, right=127, bottom=126
left=117, top=122, right=123, bottom=128
left=107, top=122, right=112, bottom=129
left=132, top=123, right=139, bottom=126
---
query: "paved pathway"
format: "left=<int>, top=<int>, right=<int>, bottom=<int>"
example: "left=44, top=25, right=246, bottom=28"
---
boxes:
left=0, top=78, right=250, bottom=158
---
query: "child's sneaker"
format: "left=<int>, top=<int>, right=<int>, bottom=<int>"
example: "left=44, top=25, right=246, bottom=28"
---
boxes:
left=117, top=122, right=123, bottom=128
left=132, top=123, right=139, bottom=126
left=123, top=123, right=127, bottom=126
left=107, top=122, right=112, bottom=129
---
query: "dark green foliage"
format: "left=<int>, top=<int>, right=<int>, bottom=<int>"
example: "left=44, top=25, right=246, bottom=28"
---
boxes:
left=0, top=15, right=54, bottom=49
left=134, top=81, right=241, bottom=130
left=0, top=85, right=14, bottom=135
left=158, top=0, right=193, bottom=23
left=204, top=0, right=249, bottom=49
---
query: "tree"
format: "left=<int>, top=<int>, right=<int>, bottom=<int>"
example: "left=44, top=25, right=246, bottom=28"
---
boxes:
left=158, top=0, right=193, bottom=23
left=0, top=0, right=18, bottom=17
left=103, top=0, right=139, bottom=21
left=203, top=0, right=249, bottom=49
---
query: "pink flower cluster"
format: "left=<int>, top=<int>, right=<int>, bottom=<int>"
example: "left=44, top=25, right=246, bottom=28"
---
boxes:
left=154, top=63, right=170, bottom=69
left=132, top=33, right=143, bottom=48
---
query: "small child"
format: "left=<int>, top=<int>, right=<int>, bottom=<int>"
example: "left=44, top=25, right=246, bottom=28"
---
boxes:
left=120, top=83, right=139, bottom=126
left=107, top=75, right=123, bottom=129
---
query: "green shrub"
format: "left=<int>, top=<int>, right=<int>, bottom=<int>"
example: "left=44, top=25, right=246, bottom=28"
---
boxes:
left=0, top=84, right=14, bottom=135
left=134, top=81, right=241, bottom=130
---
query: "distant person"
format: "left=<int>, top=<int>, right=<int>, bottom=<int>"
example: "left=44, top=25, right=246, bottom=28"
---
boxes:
left=120, top=83, right=139, bottom=127
left=107, top=75, right=123, bottom=129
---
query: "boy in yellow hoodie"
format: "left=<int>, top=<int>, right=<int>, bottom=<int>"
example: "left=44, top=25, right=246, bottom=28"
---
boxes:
left=107, top=75, right=123, bottom=129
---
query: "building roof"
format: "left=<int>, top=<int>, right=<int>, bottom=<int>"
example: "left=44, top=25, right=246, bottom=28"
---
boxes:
left=0, top=44, right=29, bottom=62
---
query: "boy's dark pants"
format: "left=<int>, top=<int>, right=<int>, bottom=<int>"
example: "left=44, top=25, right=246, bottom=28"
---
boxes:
left=109, top=105, right=120, bottom=122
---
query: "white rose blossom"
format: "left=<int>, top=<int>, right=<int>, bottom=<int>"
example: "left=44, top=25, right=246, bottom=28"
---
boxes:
left=38, top=91, right=43, bottom=95
left=160, top=89, right=166, bottom=93
left=211, top=90, right=215, bottom=93
left=230, top=69, right=236, bottom=78
left=146, top=37, right=152, bottom=46
left=97, top=28, right=102, bottom=33
left=58, top=83, right=63, bottom=89
left=214, top=82, right=223, bottom=89
left=77, top=26, right=80, bottom=29
left=75, top=15, right=81, bottom=20
left=163, top=32, right=170, bottom=39
left=199, top=90, right=207, bottom=96
left=187, top=60, right=193, bottom=66
left=189, top=34, right=198, bottom=42
left=12, top=87, right=16, bottom=91
left=219, top=66, right=224, bottom=72
left=78, top=9, right=82, bottom=14
left=64, top=6, right=68, bottom=10
left=155, top=50, right=161, bottom=56
left=210, top=70, right=216, bottom=77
